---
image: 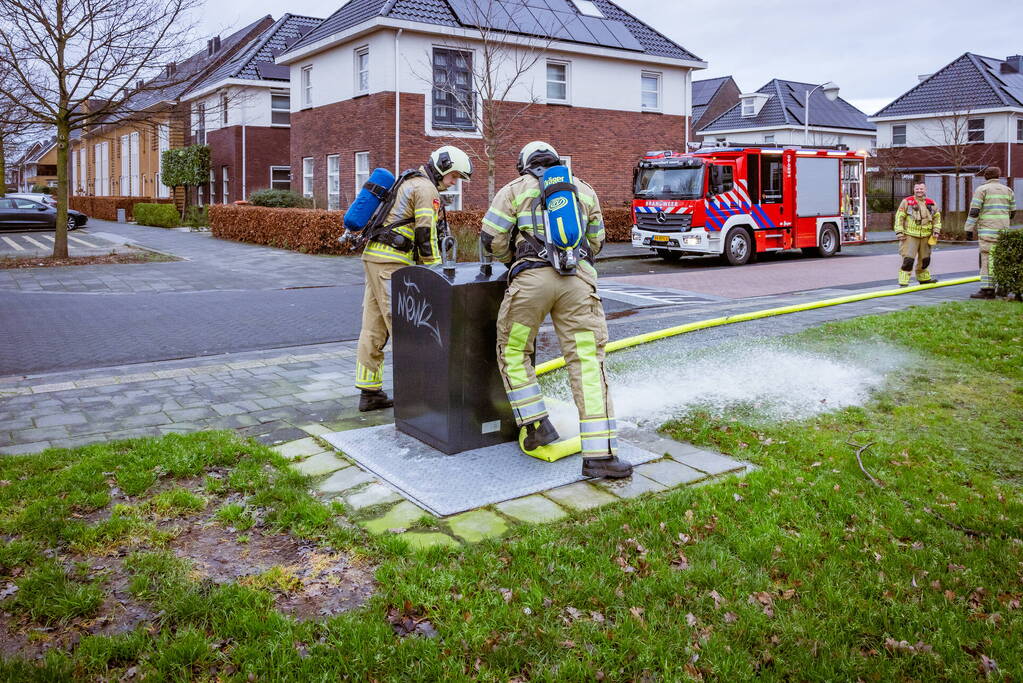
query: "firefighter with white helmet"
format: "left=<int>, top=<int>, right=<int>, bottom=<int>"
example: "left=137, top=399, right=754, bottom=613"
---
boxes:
left=481, top=140, right=632, bottom=479
left=355, top=145, right=473, bottom=411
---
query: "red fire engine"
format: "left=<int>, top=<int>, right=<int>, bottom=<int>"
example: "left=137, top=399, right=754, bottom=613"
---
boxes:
left=631, top=146, right=867, bottom=265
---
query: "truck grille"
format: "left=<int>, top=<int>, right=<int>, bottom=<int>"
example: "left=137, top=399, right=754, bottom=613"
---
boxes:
left=636, top=212, right=692, bottom=232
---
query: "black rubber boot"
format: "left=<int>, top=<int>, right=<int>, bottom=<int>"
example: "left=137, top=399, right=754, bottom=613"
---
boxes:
left=970, top=288, right=996, bottom=300
left=358, top=389, right=393, bottom=412
left=917, top=277, right=939, bottom=285
left=582, top=455, right=633, bottom=479
left=522, top=417, right=559, bottom=451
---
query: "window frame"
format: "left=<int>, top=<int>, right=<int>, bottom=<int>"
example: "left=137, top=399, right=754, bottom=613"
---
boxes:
left=570, top=0, right=604, bottom=17
left=641, top=71, right=661, bottom=112
left=546, top=60, right=570, bottom=104
left=194, top=102, right=206, bottom=144
left=1017, top=118, right=1023, bottom=143
left=439, top=179, right=462, bottom=211
left=220, top=91, right=228, bottom=126
left=354, top=151, right=370, bottom=196
left=271, top=89, right=290, bottom=127
left=355, top=46, right=369, bottom=95
left=967, top=118, right=984, bottom=143
left=742, top=99, right=756, bottom=117
left=301, top=65, right=313, bottom=108
left=432, top=47, right=476, bottom=131
left=222, top=165, right=229, bottom=204
left=302, top=157, right=314, bottom=198
left=892, top=124, right=907, bottom=147
left=763, top=134, right=775, bottom=144
left=327, top=154, right=340, bottom=211
left=270, top=166, right=291, bottom=191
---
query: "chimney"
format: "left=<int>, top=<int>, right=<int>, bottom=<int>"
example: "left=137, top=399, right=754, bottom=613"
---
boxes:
left=207, top=36, right=221, bottom=56
left=136, top=80, right=145, bottom=91
left=1001, top=55, right=1023, bottom=74
left=917, top=74, right=933, bottom=82
left=165, top=62, right=177, bottom=76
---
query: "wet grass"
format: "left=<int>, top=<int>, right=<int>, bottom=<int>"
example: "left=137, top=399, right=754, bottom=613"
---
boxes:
left=1, top=301, right=1021, bottom=680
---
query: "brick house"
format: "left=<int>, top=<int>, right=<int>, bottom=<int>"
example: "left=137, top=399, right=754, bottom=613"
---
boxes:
left=67, top=16, right=274, bottom=209
left=10, top=137, right=58, bottom=191
left=870, top=53, right=1023, bottom=200
left=690, top=76, right=740, bottom=144
left=275, top=0, right=706, bottom=211
left=181, top=13, right=322, bottom=205
left=699, top=79, right=875, bottom=151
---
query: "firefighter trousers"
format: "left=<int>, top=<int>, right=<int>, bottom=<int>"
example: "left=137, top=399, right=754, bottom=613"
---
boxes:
left=355, top=260, right=404, bottom=390
left=898, top=235, right=933, bottom=284
left=979, top=236, right=997, bottom=288
left=495, top=267, right=617, bottom=458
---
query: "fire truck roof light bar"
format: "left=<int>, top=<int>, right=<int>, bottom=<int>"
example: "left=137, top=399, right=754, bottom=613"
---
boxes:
left=534, top=277, right=979, bottom=377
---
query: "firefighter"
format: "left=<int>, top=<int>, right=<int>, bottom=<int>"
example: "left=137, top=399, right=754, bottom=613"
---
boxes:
left=894, top=182, right=941, bottom=287
left=355, top=145, right=473, bottom=411
left=965, top=166, right=1017, bottom=299
left=482, top=141, right=632, bottom=479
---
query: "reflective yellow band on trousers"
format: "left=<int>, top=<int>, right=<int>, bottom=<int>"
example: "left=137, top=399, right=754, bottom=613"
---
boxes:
left=504, top=322, right=532, bottom=385
left=573, top=331, right=604, bottom=416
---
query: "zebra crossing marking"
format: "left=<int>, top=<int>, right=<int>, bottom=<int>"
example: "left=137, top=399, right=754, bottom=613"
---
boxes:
left=1, top=236, right=24, bottom=251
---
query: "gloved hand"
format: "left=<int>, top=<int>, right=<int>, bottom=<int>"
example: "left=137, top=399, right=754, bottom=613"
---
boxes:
left=966, top=229, right=976, bottom=241
left=897, top=232, right=906, bottom=241
left=928, top=233, right=938, bottom=246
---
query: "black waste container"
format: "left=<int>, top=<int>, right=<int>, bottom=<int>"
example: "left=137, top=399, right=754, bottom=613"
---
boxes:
left=391, top=256, right=518, bottom=454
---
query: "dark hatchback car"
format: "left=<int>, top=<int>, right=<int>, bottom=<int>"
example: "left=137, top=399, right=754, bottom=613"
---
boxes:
left=0, top=197, right=87, bottom=232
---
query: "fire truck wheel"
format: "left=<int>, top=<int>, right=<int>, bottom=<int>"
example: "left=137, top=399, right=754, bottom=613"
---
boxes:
left=723, top=227, right=753, bottom=266
left=655, top=249, right=682, bottom=262
left=805, top=224, right=839, bottom=258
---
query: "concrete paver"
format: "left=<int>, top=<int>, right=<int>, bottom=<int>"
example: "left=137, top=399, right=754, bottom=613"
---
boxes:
left=272, top=437, right=327, bottom=460
left=447, top=510, right=509, bottom=542
left=317, top=466, right=377, bottom=497
left=290, top=452, right=348, bottom=477
left=398, top=532, right=461, bottom=550
left=495, top=495, right=569, bottom=524
left=344, top=483, right=403, bottom=511
left=596, top=472, right=668, bottom=499
left=545, top=482, right=618, bottom=511
left=361, top=501, right=429, bottom=534
left=635, top=459, right=707, bottom=488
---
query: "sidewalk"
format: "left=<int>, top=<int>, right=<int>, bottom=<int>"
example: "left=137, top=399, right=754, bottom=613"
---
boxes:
left=0, top=280, right=976, bottom=455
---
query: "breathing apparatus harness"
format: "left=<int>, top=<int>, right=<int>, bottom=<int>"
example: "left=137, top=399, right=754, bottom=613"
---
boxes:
left=356, top=166, right=450, bottom=255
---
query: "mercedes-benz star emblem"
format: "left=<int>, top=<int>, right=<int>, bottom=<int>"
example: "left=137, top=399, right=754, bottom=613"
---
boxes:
left=656, top=211, right=667, bottom=224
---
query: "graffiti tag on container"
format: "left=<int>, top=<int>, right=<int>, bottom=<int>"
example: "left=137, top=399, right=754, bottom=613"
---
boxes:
left=396, top=279, right=442, bottom=346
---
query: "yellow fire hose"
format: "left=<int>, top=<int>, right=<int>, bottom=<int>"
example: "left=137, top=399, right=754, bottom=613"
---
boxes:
left=535, top=276, right=980, bottom=377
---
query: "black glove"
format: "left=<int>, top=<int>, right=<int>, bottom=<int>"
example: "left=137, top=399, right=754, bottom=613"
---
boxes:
left=966, top=229, right=976, bottom=241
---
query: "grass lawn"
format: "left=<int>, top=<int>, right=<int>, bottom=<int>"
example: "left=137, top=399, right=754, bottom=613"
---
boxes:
left=1, top=301, right=1021, bottom=681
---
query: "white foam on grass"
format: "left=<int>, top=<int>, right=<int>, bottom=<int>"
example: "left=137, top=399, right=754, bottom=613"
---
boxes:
left=543, top=338, right=910, bottom=425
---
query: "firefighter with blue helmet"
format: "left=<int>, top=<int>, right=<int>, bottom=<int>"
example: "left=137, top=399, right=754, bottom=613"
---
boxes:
left=481, top=141, right=632, bottom=479
left=355, top=145, right=472, bottom=411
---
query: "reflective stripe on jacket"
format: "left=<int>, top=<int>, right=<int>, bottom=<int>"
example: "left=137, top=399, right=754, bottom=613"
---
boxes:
left=894, top=196, right=941, bottom=238
left=363, top=168, right=442, bottom=266
left=964, top=180, right=1016, bottom=236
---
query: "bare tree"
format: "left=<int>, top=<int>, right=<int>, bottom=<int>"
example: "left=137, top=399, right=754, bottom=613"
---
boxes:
left=0, top=61, right=39, bottom=196
left=0, top=0, right=201, bottom=257
left=413, top=0, right=552, bottom=202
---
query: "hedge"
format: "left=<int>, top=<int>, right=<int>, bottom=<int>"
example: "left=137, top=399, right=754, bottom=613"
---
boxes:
left=69, top=196, right=174, bottom=221
left=208, top=205, right=635, bottom=256
left=134, top=203, right=180, bottom=228
left=991, top=228, right=1023, bottom=297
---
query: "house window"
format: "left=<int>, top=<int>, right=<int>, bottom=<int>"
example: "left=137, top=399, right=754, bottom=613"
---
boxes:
left=271, top=90, right=290, bottom=126
left=570, top=0, right=604, bottom=17
left=222, top=166, right=229, bottom=204
left=432, top=48, right=474, bottom=130
left=194, top=102, right=205, bottom=144
left=301, top=65, right=313, bottom=107
left=546, top=61, right=569, bottom=103
left=742, top=99, right=755, bottom=117
left=93, top=142, right=109, bottom=195
left=220, top=91, right=228, bottom=125
left=967, top=118, right=984, bottom=143
left=302, top=157, right=314, bottom=198
left=439, top=178, right=462, bottom=210
left=641, top=72, right=661, bottom=110
left=892, top=124, right=907, bottom=146
left=1018, top=118, right=1023, bottom=142
left=327, top=154, right=340, bottom=210
left=270, top=166, right=290, bottom=191
left=209, top=169, right=215, bottom=204
left=355, top=152, right=370, bottom=195
left=157, top=123, right=170, bottom=198
left=355, top=47, right=369, bottom=94
left=763, top=134, right=775, bottom=144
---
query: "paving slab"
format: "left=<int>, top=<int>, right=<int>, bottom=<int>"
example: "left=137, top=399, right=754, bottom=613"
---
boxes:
left=544, top=482, right=618, bottom=511
left=668, top=448, right=748, bottom=476
left=344, top=483, right=403, bottom=511
left=271, top=437, right=327, bottom=460
left=447, top=510, right=509, bottom=543
left=596, top=472, right=668, bottom=499
left=290, top=452, right=349, bottom=477
left=399, top=532, right=461, bottom=550
left=317, top=466, right=376, bottom=496
left=495, top=495, right=569, bottom=524
left=634, top=459, right=707, bottom=488
left=361, top=501, right=429, bottom=535
left=299, top=423, right=333, bottom=437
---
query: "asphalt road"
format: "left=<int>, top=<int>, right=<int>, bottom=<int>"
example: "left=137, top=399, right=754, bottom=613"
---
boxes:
left=0, top=240, right=974, bottom=377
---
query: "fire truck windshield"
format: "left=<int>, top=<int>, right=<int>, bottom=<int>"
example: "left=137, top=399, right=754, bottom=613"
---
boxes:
left=634, top=167, right=704, bottom=199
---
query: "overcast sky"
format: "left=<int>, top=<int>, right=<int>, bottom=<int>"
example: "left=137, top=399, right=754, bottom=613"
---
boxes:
left=195, top=0, right=1023, bottom=116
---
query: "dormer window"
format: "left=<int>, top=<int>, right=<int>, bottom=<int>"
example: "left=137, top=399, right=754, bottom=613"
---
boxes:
left=570, top=0, right=604, bottom=17
left=739, top=93, right=770, bottom=118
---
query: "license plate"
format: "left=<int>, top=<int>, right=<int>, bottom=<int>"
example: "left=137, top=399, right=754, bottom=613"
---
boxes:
left=652, top=235, right=669, bottom=242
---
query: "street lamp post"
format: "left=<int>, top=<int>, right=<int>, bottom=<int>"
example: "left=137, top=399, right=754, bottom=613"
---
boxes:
left=804, top=81, right=840, bottom=146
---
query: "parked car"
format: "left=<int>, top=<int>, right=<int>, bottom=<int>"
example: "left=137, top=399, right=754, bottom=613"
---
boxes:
left=6, top=192, right=58, bottom=207
left=0, top=197, right=87, bottom=231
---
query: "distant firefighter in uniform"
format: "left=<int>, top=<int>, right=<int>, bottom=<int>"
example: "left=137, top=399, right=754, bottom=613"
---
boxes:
left=355, top=146, right=473, bottom=411
left=894, top=182, right=941, bottom=287
left=965, top=166, right=1017, bottom=299
left=481, top=141, right=632, bottom=479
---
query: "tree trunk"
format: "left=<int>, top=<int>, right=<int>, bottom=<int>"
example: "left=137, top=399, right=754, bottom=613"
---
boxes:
left=0, top=135, right=6, bottom=197
left=53, top=114, right=71, bottom=258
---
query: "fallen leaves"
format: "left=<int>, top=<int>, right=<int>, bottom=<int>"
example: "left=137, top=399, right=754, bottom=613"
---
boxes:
left=883, top=638, right=933, bottom=655
left=386, top=602, right=437, bottom=638
left=723, top=612, right=738, bottom=624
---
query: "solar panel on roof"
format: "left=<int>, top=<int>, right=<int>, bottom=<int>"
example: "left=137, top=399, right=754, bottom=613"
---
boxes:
left=559, top=12, right=598, bottom=45
left=604, top=20, right=642, bottom=51
left=579, top=15, right=616, bottom=47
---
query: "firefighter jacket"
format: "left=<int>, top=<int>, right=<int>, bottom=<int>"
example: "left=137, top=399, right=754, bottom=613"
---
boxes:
left=363, top=167, right=442, bottom=266
left=964, top=180, right=1016, bottom=238
left=894, top=196, right=941, bottom=238
left=481, top=173, right=605, bottom=288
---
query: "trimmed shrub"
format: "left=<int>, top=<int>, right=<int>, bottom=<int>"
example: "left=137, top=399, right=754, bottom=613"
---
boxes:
left=992, top=228, right=1023, bottom=297
left=210, top=205, right=352, bottom=254
left=248, top=188, right=313, bottom=209
left=69, top=196, right=174, bottom=221
left=134, top=203, right=180, bottom=228
left=183, top=206, right=209, bottom=228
